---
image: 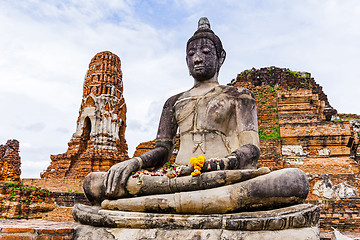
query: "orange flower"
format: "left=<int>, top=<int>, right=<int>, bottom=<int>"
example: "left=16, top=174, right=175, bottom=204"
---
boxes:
left=190, top=155, right=206, bottom=176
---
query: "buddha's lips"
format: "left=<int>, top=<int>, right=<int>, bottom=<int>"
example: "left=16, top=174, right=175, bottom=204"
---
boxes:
left=194, top=65, right=204, bottom=71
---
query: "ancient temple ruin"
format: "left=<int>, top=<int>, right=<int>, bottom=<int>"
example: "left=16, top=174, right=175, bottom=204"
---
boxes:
left=0, top=139, right=21, bottom=182
left=231, top=66, right=358, bottom=169
left=42, top=51, right=129, bottom=179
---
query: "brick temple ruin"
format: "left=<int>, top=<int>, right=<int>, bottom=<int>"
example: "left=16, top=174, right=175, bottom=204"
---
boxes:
left=41, top=51, right=129, bottom=179
left=231, top=66, right=359, bottom=169
left=0, top=139, right=21, bottom=182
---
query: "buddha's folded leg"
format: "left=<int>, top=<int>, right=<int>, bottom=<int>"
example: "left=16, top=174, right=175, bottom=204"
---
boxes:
left=126, top=167, right=270, bottom=196
left=84, top=167, right=271, bottom=205
left=101, top=168, right=309, bottom=214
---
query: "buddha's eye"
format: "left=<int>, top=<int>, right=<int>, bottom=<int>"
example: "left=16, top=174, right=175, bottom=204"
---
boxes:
left=188, top=49, right=195, bottom=56
left=202, top=47, right=211, bottom=54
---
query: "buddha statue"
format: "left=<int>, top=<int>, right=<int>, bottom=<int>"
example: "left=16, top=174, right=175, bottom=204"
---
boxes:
left=82, top=17, right=309, bottom=214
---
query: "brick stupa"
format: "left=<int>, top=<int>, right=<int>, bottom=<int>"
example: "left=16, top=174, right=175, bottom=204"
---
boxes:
left=0, top=139, right=21, bottom=182
left=42, top=51, right=129, bottom=179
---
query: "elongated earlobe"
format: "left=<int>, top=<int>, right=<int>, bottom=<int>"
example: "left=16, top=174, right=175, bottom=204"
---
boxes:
left=219, top=50, right=226, bottom=67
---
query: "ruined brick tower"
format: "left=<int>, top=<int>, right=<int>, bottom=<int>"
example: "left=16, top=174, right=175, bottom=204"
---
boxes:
left=0, top=139, right=21, bottom=182
left=42, top=51, right=129, bottom=179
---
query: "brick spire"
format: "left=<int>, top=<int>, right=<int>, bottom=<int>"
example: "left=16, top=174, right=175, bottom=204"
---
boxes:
left=42, top=51, right=129, bottom=179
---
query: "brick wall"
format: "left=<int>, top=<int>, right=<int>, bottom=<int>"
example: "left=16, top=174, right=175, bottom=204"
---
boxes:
left=258, top=139, right=282, bottom=170
left=306, top=198, right=360, bottom=232
left=0, top=219, right=76, bottom=239
left=53, top=192, right=90, bottom=207
left=0, top=182, right=56, bottom=219
left=22, top=178, right=84, bottom=193
left=231, top=66, right=337, bottom=119
left=133, top=135, right=180, bottom=163
left=281, top=121, right=352, bottom=157
left=285, top=157, right=360, bottom=175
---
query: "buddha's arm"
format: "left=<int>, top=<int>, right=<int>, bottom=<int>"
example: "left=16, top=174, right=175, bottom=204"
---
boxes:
left=136, top=94, right=180, bottom=169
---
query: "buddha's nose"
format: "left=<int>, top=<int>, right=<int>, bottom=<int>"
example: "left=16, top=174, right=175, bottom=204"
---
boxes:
left=194, top=56, right=202, bottom=64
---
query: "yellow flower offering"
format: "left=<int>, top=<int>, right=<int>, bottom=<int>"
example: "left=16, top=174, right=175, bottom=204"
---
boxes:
left=190, top=155, right=206, bottom=176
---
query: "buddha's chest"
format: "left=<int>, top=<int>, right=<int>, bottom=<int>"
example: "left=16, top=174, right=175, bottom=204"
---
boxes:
left=174, top=94, right=236, bottom=133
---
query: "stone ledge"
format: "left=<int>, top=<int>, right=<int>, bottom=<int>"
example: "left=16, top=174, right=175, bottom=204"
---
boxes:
left=1, top=219, right=359, bottom=239
left=75, top=225, right=320, bottom=240
left=73, top=203, right=320, bottom=231
left=0, top=219, right=77, bottom=239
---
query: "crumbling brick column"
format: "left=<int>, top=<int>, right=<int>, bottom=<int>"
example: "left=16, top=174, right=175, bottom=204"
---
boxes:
left=42, top=51, right=129, bottom=179
left=0, top=139, right=21, bottom=182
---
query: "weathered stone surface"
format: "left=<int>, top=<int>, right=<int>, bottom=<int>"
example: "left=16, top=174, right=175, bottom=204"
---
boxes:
left=126, top=167, right=270, bottom=196
left=86, top=18, right=264, bottom=208
left=282, top=145, right=307, bottom=165
left=73, top=203, right=320, bottom=239
left=75, top=225, right=116, bottom=240
left=0, top=139, right=21, bottom=182
left=74, top=225, right=320, bottom=240
left=84, top=168, right=270, bottom=208
left=73, top=203, right=319, bottom=231
left=42, top=51, right=129, bottom=179
left=80, top=19, right=323, bottom=235
left=312, top=176, right=359, bottom=200
left=101, top=168, right=309, bottom=214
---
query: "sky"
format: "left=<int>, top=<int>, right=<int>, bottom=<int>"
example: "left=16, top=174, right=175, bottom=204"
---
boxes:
left=0, top=0, right=359, bottom=178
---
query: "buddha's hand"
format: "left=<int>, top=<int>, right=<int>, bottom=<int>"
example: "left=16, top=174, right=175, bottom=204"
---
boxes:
left=103, top=158, right=141, bottom=198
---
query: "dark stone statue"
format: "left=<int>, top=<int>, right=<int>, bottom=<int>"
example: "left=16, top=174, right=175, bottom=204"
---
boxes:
left=82, top=17, right=309, bottom=214
left=73, top=18, right=319, bottom=240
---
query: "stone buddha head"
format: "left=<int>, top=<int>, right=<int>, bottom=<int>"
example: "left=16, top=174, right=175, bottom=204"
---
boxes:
left=186, top=17, right=226, bottom=82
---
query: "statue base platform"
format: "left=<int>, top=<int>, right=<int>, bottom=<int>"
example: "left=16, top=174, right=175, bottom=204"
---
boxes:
left=73, top=203, right=320, bottom=239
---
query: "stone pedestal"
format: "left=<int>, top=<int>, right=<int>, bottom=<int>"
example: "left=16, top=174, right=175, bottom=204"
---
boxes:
left=73, top=203, right=320, bottom=240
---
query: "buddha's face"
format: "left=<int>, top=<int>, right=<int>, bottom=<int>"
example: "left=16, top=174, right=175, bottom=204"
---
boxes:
left=186, top=38, right=220, bottom=81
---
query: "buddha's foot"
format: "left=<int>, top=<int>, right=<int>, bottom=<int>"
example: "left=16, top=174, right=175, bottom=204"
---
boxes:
left=102, top=168, right=309, bottom=214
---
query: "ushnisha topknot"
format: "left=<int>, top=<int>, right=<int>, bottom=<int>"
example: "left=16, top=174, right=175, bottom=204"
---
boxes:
left=187, top=17, right=225, bottom=58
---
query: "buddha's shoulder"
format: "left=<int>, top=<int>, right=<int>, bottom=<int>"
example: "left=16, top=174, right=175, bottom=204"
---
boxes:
left=217, top=85, right=255, bottom=99
left=163, top=92, right=185, bottom=108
